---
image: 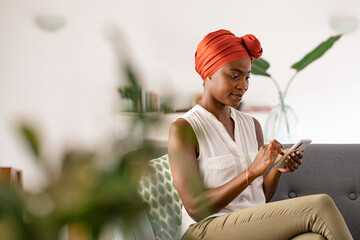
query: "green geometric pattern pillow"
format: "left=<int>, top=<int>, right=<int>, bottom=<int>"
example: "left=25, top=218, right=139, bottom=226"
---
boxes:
left=138, top=154, right=183, bottom=240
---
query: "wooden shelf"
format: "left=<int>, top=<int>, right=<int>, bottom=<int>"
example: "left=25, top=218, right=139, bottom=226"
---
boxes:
left=0, top=167, right=22, bottom=188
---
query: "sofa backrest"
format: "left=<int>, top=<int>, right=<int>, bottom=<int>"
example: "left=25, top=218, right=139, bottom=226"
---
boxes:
left=270, top=144, right=360, bottom=239
left=132, top=144, right=360, bottom=239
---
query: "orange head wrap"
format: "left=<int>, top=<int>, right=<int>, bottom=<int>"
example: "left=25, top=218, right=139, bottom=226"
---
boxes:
left=195, top=29, right=263, bottom=81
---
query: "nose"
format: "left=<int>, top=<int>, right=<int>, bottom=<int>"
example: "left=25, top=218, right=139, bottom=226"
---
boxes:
left=237, top=78, right=248, bottom=91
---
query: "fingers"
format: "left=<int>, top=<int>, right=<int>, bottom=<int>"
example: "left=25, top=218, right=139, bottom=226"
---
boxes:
left=284, top=151, right=303, bottom=172
left=263, top=141, right=285, bottom=161
left=266, top=142, right=283, bottom=159
left=269, top=139, right=282, bottom=154
left=270, top=139, right=282, bottom=147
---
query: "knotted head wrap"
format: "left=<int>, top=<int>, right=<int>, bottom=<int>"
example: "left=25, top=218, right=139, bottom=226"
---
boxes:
left=195, top=29, right=263, bottom=81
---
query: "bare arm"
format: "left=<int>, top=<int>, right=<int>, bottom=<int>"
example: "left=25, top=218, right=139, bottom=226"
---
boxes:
left=263, top=166, right=283, bottom=202
left=252, top=117, right=303, bottom=202
left=252, top=117, right=281, bottom=201
left=168, top=118, right=278, bottom=221
left=263, top=152, right=303, bottom=202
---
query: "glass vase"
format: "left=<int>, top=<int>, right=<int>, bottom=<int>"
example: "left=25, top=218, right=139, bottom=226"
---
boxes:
left=264, top=97, right=302, bottom=144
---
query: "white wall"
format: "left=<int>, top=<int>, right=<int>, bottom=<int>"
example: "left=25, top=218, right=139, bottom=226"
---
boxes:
left=1, top=0, right=360, bottom=190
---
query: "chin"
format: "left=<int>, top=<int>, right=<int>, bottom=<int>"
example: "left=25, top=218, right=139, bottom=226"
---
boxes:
left=228, top=101, right=241, bottom=109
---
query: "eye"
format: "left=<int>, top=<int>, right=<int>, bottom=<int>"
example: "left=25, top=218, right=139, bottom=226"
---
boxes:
left=230, top=75, right=239, bottom=80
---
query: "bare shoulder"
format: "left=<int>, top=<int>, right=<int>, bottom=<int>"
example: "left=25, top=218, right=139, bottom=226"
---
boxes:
left=252, top=117, right=262, bottom=130
left=171, top=118, right=192, bottom=131
left=169, top=118, right=198, bottom=158
left=252, top=117, right=264, bottom=149
left=169, top=118, right=197, bottom=143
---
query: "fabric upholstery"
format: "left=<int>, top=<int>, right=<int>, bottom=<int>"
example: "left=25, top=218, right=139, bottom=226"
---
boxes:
left=132, top=144, right=359, bottom=240
left=271, top=144, right=360, bottom=239
left=138, top=154, right=182, bottom=240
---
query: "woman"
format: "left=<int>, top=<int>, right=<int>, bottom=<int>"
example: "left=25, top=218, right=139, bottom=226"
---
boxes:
left=168, top=29, right=352, bottom=240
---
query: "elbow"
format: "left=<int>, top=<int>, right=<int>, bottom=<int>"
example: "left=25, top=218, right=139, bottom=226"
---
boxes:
left=185, top=203, right=213, bottom=222
left=186, top=207, right=203, bottom=222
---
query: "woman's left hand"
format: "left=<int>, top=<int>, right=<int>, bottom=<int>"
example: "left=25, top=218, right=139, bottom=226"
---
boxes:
left=275, top=149, right=303, bottom=173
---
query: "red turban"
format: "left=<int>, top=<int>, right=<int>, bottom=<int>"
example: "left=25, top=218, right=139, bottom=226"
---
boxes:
left=195, top=29, right=263, bottom=81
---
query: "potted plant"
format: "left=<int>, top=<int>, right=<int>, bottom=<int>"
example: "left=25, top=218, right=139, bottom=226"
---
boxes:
left=252, top=34, right=342, bottom=143
left=118, top=64, right=143, bottom=113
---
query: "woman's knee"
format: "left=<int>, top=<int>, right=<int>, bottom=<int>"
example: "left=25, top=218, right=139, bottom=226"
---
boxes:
left=307, top=194, right=338, bottom=214
left=313, top=194, right=335, bottom=206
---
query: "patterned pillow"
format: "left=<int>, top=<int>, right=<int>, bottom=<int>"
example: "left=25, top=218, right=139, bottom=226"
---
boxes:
left=138, top=154, right=182, bottom=240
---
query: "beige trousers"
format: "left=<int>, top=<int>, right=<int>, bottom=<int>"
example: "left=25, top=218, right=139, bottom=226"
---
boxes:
left=183, top=194, right=353, bottom=240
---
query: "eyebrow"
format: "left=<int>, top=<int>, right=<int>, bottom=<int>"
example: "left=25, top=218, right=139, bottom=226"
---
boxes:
left=230, top=68, right=252, bottom=74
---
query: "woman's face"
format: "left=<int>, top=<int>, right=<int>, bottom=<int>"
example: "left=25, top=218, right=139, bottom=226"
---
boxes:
left=206, top=58, right=251, bottom=108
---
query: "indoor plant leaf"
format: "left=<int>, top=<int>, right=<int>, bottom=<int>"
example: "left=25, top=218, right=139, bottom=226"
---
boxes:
left=19, top=123, right=41, bottom=158
left=123, top=64, right=143, bottom=113
left=291, top=35, right=342, bottom=72
left=252, top=58, right=271, bottom=77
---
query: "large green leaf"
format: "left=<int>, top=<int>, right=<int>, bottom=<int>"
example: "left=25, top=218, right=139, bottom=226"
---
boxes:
left=19, top=124, right=40, bottom=158
left=291, top=35, right=342, bottom=72
left=252, top=58, right=271, bottom=77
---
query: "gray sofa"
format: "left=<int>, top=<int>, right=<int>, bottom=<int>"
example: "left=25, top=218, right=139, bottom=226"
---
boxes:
left=271, top=144, right=359, bottom=239
left=130, top=144, right=360, bottom=239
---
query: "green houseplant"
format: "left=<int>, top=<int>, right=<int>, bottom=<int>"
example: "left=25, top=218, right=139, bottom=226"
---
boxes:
left=251, top=34, right=342, bottom=143
left=0, top=65, right=161, bottom=240
left=118, top=64, right=143, bottom=113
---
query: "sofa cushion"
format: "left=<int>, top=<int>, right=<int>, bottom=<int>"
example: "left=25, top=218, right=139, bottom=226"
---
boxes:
left=138, top=154, right=182, bottom=240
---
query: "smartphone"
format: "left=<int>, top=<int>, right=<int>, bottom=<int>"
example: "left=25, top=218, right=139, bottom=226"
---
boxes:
left=273, top=139, right=312, bottom=169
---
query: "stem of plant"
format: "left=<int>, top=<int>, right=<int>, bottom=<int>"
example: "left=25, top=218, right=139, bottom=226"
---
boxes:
left=283, top=72, right=298, bottom=100
left=270, top=76, right=283, bottom=98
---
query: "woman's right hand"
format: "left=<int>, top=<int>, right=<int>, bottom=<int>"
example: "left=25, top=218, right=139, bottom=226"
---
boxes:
left=248, top=140, right=283, bottom=177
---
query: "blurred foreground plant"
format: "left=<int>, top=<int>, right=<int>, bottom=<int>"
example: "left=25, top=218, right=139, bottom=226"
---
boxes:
left=0, top=65, right=163, bottom=240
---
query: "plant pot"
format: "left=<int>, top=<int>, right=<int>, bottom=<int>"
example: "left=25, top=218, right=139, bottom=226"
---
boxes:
left=264, top=98, right=302, bottom=143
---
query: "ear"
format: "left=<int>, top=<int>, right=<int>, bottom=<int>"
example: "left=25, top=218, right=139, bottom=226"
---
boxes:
left=204, top=77, right=212, bottom=86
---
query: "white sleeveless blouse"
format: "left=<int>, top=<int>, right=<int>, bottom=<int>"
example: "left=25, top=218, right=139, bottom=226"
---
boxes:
left=177, top=105, right=266, bottom=237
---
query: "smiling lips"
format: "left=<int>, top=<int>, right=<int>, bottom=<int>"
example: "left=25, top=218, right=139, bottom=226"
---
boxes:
left=231, top=93, right=243, bottom=101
